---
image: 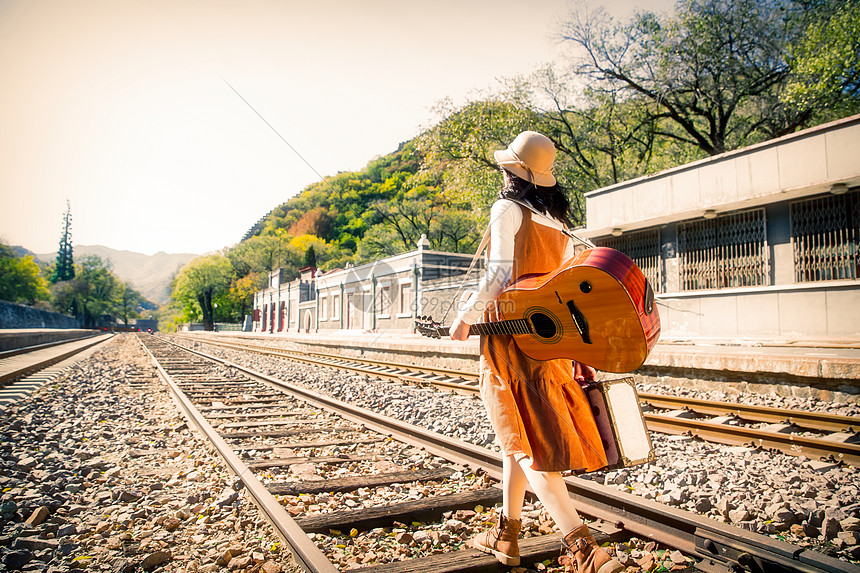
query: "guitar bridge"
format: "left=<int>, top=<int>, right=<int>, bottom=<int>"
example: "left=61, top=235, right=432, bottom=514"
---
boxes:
left=567, top=300, right=592, bottom=344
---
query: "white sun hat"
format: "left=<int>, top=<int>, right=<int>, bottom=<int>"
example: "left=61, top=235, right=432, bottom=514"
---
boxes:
left=494, top=130, right=556, bottom=187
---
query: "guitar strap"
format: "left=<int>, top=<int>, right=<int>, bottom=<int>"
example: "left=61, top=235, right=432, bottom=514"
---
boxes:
left=439, top=200, right=594, bottom=323
left=440, top=223, right=491, bottom=324
left=507, top=199, right=596, bottom=249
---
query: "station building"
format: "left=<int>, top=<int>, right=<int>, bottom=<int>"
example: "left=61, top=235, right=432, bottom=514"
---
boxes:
left=252, top=113, right=859, bottom=343
left=252, top=235, right=480, bottom=334
left=585, top=113, right=860, bottom=343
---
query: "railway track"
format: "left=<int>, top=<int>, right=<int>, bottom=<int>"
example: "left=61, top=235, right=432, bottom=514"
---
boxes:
left=178, top=334, right=860, bottom=467
left=148, top=334, right=857, bottom=573
left=141, top=335, right=560, bottom=571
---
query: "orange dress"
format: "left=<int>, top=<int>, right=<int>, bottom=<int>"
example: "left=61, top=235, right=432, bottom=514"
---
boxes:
left=479, top=208, right=607, bottom=473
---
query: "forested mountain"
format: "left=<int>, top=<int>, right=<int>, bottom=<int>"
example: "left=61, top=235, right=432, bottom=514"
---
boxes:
left=241, top=140, right=481, bottom=272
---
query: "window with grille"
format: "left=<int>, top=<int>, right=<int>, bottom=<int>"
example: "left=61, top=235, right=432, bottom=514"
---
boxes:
left=400, top=283, right=413, bottom=314
left=331, top=295, right=340, bottom=320
left=791, top=190, right=860, bottom=282
left=677, top=209, right=769, bottom=290
left=377, top=285, right=391, bottom=316
left=594, top=228, right=663, bottom=293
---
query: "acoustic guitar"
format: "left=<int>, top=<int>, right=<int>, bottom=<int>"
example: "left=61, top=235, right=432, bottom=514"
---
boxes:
left=415, top=247, right=661, bottom=373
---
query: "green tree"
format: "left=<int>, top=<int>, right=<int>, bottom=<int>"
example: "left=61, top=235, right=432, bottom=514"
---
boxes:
left=303, top=245, right=317, bottom=268
left=558, top=0, right=854, bottom=156
left=116, top=281, right=144, bottom=326
left=419, top=0, right=858, bottom=217
left=420, top=97, right=539, bottom=207
left=431, top=210, right=481, bottom=253
left=228, top=271, right=266, bottom=322
left=357, top=225, right=406, bottom=260
left=222, top=232, right=345, bottom=323
left=418, top=93, right=601, bottom=225
left=520, top=67, right=698, bottom=194
left=50, top=201, right=75, bottom=283
left=172, top=254, right=232, bottom=331
left=51, top=255, right=120, bottom=327
left=370, top=197, right=436, bottom=253
left=0, top=242, right=50, bottom=304
left=225, top=234, right=293, bottom=324
left=783, top=1, right=860, bottom=117
left=228, top=234, right=291, bottom=277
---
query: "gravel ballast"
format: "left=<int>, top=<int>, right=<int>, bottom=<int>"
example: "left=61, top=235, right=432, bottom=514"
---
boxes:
left=2, top=332, right=857, bottom=572
left=0, top=335, right=302, bottom=573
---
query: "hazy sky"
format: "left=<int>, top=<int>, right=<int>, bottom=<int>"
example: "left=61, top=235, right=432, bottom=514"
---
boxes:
left=0, top=0, right=674, bottom=257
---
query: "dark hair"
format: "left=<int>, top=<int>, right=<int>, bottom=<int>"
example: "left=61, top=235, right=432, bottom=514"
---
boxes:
left=498, top=169, right=572, bottom=226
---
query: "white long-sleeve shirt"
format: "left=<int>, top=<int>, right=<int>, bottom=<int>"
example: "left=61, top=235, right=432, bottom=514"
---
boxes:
left=456, top=199, right=574, bottom=325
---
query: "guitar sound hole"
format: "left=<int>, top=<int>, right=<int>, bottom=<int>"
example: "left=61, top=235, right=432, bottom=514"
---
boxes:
left=529, top=313, right=557, bottom=339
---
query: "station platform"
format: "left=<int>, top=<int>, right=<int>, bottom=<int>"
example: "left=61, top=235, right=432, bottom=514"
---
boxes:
left=0, top=329, right=98, bottom=352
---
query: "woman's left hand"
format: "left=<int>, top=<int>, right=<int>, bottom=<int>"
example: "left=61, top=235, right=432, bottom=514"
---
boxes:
left=449, top=316, right=471, bottom=341
left=573, top=361, right=597, bottom=385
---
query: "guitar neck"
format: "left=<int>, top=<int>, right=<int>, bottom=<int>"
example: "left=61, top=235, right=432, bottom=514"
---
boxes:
left=435, top=319, right=532, bottom=338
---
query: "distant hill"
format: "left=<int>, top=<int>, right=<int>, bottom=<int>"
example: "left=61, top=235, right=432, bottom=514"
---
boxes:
left=11, top=245, right=36, bottom=258
left=36, top=246, right=196, bottom=305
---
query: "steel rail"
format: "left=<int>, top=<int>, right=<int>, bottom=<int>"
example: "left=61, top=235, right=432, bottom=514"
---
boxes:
left=163, top=336, right=858, bottom=573
left=645, top=413, right=860, bottom=466
left=640, top=392, right=859, bottom=433
left=137, top=338, right=338, bottom=573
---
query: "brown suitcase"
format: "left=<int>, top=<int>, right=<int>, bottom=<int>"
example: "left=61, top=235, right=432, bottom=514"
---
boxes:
left=585, top=377, right=655, bottom=470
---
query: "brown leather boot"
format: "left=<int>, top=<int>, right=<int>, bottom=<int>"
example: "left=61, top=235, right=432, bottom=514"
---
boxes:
left=470, top=512, right=521, bottom=566
left=559, top=524, right=623, bottom=573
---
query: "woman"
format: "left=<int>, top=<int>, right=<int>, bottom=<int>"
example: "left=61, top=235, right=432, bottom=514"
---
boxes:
left=449, top=131, right=623, bottom=573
